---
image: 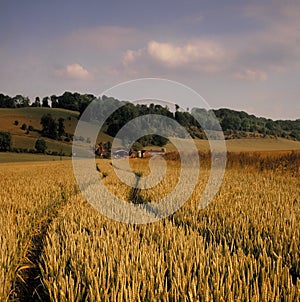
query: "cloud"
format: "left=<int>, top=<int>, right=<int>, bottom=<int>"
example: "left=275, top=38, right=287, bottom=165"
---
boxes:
left=122, top=49, right=145, bottom=66
left=233, top=69, right=268, bottom=81
left=120, top=1, right=300, bottom=81
left=120, top=39, right=228, bottom=75
left=55, top=63, right=92, bottom=80
left=147, top=40, right=225, bottom=68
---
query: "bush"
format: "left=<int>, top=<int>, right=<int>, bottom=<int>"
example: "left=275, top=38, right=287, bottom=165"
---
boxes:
left=35, top=139, right=47, bottom=153
left=132, top=141, right=143, bottom=151
left=21, top=123, right=27, bottom=130
left=28, top=125, right=34, bottom=131
left=14, top=120, right=19, bottom=126
left=0, top=131, right=11, bottom=151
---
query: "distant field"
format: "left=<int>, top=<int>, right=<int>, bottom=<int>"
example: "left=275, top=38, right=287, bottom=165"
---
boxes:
left=164, top=137, right=300, bottom=153
left=225, top=137, right=300, bottom=152
left=1, top=137, right=299, bottom=163
left=0, top=152, right=71, bottom=163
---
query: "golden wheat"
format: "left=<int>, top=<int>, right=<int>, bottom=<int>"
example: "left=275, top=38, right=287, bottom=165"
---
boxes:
left=0, top=153, right=299, bottom=301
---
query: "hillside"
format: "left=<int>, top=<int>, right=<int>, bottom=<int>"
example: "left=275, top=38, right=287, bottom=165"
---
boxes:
left=0, top=103, right=299, bottom=158
left=0, top=107, right=78, bottom=154
left=0, top=107, right=115, bottom=155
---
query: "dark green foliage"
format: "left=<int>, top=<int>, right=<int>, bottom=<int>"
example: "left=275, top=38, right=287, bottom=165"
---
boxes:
left=52, top=92, right=95, bottom=113
left=35, top=139, right=47, bottom=153
left=13, top=95, right=30, bottom=108
left=40, top=114, right=58, bottom=139
left=58, top=118, right=65, bottom=138
left=14, top=120, right=19, bottom=126
left=290, top=130, right=300, bottom=141
left=21, top=123, right=27, bottom=130
left=50, top=95, right=58, bottom=108
left=214, top=108, right=300, bottom=140
left=0, top=131, right=11, bottom=151
left=31, top=97, right=41, bottom=107
left=42, top=97, right=50, bottom=107
left=137, top=134, right=168, bottom=147
left=0, top=93, right=16, bottom=108
left=132, top=141, right=143, bottom=151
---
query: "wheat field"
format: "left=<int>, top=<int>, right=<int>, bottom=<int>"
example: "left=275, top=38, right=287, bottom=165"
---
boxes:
left=0, top=152, right=299, bottom=301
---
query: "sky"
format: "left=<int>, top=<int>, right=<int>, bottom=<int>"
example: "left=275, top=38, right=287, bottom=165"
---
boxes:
left=0, top=0, right=300, bottom=120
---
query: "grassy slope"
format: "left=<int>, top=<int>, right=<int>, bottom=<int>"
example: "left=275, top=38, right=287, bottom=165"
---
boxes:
left=0, top=107, right=113, bottom=155
left=0, top=107, right=78, bottom=153
left=0, top=107, right=79, bottom=134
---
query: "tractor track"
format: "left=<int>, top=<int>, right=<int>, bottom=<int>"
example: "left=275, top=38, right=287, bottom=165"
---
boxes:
left=130, top=174, right=142, bottom=204
left=10, top=192, right=69, bottom=301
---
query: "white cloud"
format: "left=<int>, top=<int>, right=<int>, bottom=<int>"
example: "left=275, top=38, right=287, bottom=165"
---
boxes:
left=119, top=39, right=228, bottom=76
left=55, top=63, right=92, bottom=80
left=147, top=40, right=225, bottom=68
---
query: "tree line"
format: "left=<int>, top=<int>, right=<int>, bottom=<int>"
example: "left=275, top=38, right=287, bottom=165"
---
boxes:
left=85, top=98, right=300, bottom=142
left=0, top=92, right=95, bottom=115
left=1, top=92, right=299, bottom=141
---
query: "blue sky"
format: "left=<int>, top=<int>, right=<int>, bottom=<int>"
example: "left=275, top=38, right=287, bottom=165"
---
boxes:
left=1, top=0, right=299, bottom=119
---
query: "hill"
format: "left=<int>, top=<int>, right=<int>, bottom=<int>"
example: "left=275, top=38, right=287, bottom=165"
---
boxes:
left=0, top=107, right=114, bottom=155
left=0, top=107, right=78, bottom=154
left=0, top=99, right=299, bottom=158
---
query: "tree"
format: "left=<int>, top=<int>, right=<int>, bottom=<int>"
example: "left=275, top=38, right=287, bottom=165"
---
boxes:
left=40, top=114, right=58, bottom=139
left=50, top=95, right=58, bottom=108
left=221, top=116, right=242, bottom=131
left=32, top=97, right=41, bottom=107
left=42, top=96, right=50, bottom=107
left=0, top=131, right=11, bottom=151
left=58, top=118, right=65, bottom=138
left=35, top=139, right=47, bottom=153
left=21, top=123, right=27, bottom=130
left=0, top=94, right=16, bottom=108
left=13, top=95, right=30, bottom=107
left=58, top=92, right=78, bottom=111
